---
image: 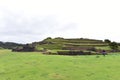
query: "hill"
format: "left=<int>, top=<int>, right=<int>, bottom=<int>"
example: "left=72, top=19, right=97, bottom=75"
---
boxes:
left=0, top=41, right=24, bottom=49
left=33, top=37, right=108, bottom=50
left=12, top=37, right=120, bottom=55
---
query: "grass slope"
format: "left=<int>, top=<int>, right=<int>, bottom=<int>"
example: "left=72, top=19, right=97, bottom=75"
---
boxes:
left=0, top=50, right=120, bottom=80
left=35, top=38, right=108, bottom=50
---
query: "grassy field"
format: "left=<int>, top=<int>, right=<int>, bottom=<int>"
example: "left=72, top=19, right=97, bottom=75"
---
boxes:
left=0, top=50, right=120, bottom=80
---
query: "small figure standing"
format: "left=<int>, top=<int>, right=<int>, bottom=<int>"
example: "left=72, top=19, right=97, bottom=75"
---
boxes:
left=102, top=50, right=107, bottom=56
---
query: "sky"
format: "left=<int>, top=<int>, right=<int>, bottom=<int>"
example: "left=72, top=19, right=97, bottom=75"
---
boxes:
left=0, top=0, right=120, bottom=43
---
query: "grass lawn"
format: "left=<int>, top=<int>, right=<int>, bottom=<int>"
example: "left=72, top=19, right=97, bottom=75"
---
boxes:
left=0, top=49, right=120, bottom=80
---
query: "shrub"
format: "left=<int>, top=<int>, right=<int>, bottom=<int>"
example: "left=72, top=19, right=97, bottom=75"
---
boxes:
left=57, top=50, right=96, bottom=55
left=109, top=42, right=118, bottom=50
left=104, top=39, right=111, bottom=43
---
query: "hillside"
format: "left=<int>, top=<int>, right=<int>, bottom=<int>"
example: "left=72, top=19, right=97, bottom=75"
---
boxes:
left=34, top=37, right=109, bottom=50
left=0, top=41, right=24, bottom=49
left=12, top=37, right=119, bottom=55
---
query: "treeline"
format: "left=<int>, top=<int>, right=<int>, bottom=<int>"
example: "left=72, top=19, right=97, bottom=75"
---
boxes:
left=0, top=41, right=24, bottom=49
left=12, top=44, right=35, bottom=52
left=104, top=39, right=120, bottom=51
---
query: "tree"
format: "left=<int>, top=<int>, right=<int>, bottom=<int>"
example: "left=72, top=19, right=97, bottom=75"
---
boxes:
left=54, top=37, right=64, bottom=39
left=104, top=39, right=111, bottom=43
left=46, top=37, right=52, bottom=40
left=109, top=42, right=118, bottom=50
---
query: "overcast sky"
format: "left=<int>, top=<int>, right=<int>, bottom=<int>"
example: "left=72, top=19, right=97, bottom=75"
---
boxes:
left=0, top=0, right=120, bottom=43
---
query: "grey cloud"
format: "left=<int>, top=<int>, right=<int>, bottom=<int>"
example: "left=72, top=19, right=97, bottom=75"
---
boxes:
left=1, top=11, right=57, bottom=35
left=0, top=10, right=78, bottom=43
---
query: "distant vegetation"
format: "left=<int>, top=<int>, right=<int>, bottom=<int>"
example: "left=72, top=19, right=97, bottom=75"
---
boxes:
left=1, top=37, right=120, bottom=55
left=0, top=41, right=24, bottom=49
left=109, top=42, right=119, bottom=50
left=12, top=37, right=120, bottom=55
left=12, top=44, right=35, bottom=52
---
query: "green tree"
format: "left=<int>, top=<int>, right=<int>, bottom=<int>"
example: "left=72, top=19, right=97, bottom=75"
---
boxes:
left=104, top=39, right=111, bottom=43
left=109, top=42, right=118, bottom=50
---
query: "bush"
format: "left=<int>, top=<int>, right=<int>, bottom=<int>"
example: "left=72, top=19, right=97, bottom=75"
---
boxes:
left=109, top=42, right=118, bottom=50
left=87, top=47, right=96, bottom=51
left=104, top=39, right=111, bottom=43
left=57, top=50, right=97, bottom=55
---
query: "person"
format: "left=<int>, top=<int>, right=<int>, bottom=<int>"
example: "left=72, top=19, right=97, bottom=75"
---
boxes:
left=102, top=50, right=107, bottom=56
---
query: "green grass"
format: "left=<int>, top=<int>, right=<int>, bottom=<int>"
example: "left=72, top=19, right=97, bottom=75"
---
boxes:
left=0, top=49, right=120, bottom=80
left=36, top=43, right=63, bottom=50
left=65, top=43, right=108, bottom=46
left=96, top=46, right=120, bottom=50
left=95, top=46, right=111, bottom=50
left=44, top=38, right=103, bottom=43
